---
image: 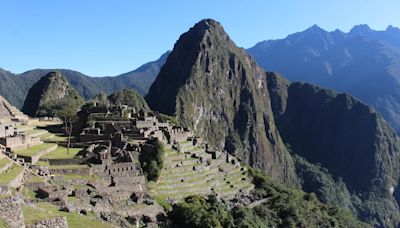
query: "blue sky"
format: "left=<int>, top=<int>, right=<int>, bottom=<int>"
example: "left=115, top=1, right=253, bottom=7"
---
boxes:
left=1, top=0, right=399, bottom=76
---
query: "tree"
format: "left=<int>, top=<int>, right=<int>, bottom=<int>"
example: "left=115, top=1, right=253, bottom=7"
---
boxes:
left=56, top=99, right=81, bottom=154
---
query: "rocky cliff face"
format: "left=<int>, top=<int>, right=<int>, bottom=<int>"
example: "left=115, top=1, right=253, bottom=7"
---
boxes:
left=22, top=71, right=82, bottom=117
left=267, top=73, right=400, bottom=226
left=146, top=19, right=297, bottom=183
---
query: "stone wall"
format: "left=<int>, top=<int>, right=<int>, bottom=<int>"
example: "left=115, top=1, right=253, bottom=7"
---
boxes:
left=0, top=197, right=25, bottom=228
left=26, top=216, right=68, bottom=228
left=48, top=158, right=85, bottom=166
left=50, top=167, right=91, bottom=175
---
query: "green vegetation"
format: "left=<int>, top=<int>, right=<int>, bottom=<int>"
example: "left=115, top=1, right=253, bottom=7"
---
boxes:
left=107, top=89, right=150, bottom=111
left=20, top=187, right=37, bottom=200
left=42, top=146, right=82, bottom=159
left=168, top=168, right=367, bottom=228
left=294, top=155, right=354, bottom=211
left=0, top=218, right=8, bottom=228
left=0, top=164, right=23, bottom=185
left=26, top=175, right=45, bottom=183
left=150, top=141, right=253, bottom=200
left=54, top=173, right=100, bottom=181
left=156, top=113, right=181, bottom=126
left=156, top=195, right=172, bottom=211
left=50, top=164, right=88, bottom=170
left=22, top=202, right=113, bottom=228
left=139, top=139, right=164, bottom=181
left=0, top=158, right=10, bottom=170
left=55, top=98, right=81, bottom=155
left=14, top=143, right=56, bottom=157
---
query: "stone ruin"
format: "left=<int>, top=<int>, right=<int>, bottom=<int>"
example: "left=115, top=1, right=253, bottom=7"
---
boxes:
left=0, top=123, right=41, bottom=151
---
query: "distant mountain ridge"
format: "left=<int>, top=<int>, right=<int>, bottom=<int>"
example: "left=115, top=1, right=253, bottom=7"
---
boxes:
left=0, top=51, right=169, bottom=109
left=247, top=24, right=400, bottom=133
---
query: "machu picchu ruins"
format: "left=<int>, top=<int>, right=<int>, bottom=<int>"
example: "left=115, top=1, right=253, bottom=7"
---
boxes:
left=0, top=94, right=255, bottom=228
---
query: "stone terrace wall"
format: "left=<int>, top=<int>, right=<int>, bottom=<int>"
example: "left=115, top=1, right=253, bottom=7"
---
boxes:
left=0, top=197, right=25, bottom=228
left=48, top=158, right=85, bottom=166
left=8, top=167, right=25, bottom=188
left=26, top=216, right=68, bottom=228
left=18, top=144, right=57, bottom=164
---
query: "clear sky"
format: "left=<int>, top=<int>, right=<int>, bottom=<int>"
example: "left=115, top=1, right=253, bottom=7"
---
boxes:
left=1, top=0, right=399, bottom=76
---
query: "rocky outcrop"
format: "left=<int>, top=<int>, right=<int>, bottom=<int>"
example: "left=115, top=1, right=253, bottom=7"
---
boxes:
left=146, top=19, right=297, bottom=184
left=22, top=71, right=83, bottom=117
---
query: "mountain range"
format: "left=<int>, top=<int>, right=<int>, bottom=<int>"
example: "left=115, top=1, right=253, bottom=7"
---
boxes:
left=247, top=24, right=400, bottom=133
left=0, top=51, right=168, bottom=109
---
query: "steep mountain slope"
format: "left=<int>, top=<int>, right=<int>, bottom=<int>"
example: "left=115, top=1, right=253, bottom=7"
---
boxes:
left=247, top=25, right=400, bottom=133
left=0, top=51, right=168, bottom=108
left=267, top=73, right=400, bottom=226
left=22, top=71, right=83, bottom=117
left=106, top=89, right=150, bottom=111
left=147, top=19, right=400, bottom=227
left=146, top=19, right=297, bottom=183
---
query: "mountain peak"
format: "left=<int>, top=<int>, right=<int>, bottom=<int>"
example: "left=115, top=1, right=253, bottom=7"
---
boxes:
left=386, top=25, right=400, bottom=32
left=349, top=24, right=373, bottom=36
left=193, top=18, right=222, bottom=31
left=309, top=24, right=324, bottom=31
left=22, top=71, right=82, bottom=117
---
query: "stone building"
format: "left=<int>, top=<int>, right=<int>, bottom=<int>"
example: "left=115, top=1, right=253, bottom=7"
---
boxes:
left=0, top=124, right=41, bottom=151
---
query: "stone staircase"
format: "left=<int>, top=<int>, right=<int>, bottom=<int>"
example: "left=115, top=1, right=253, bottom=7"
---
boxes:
left=0, top=96, right=29, bottom=122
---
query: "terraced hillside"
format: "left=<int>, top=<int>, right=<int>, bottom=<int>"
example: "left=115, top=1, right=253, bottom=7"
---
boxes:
left=149, top=140, right=254, bottom=200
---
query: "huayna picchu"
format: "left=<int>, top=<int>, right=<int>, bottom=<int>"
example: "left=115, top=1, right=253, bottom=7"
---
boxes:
left=0, top=18, right=398, bottom=228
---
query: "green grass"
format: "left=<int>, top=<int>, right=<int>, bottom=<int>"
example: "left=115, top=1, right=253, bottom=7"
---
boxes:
left=39, top=133, right=54, bottom=140
left=35, top=161, right=50, bottom=167
left=42, top=147, right=82, bottom=159
left=55, top=173, right=100, bottom=181
left=156, top=195, right=172, bottom=211
left=14, top=143, right=57, bottom=157
left=0, top=217, right=8, bottom=228
left=45, top=135, right=68, bottom=143
left=26, top=175, right=46, bottom=183
left=50, top=164, right=88, bottom=170
left=25, top=129, right=46, bottom=135
left=0, top=164, right=23, bottom=185
left=0, top=158, right=10, bottom=170
left=150, top=144, right=253, bottom=200
left=23, top=202, right=114, bottom=227
left=20, top=187, right=37, bottom=200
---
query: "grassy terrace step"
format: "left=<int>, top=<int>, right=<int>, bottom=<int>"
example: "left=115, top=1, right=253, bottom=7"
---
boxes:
left=0, top=158, right=11, bottom=171
left=0, top=164, right=23, bottom=186
left=14, top=143, right=57, bottom=157
left=39, top=132, right=55, bottom=140
left=50, top=164, right=89, bottom=170
left=44, top=134, right=69, bottom=143
left=23, top=202, right=113, bottom=228
left=25, top=129, right=48, bottom=137
left=42, top=147, right=82, bottom=160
